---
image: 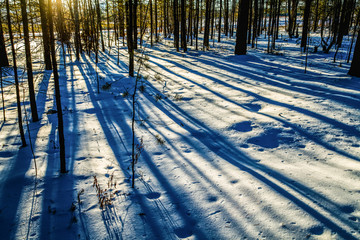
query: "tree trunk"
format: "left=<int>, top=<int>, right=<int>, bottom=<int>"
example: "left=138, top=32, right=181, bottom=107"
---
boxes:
left=150, top=0, right=153, bottom=46
left=5, top=0, right=26, bottom=147
left=348, top=30, right=360, bottom=77
left=164, top=0, right=168, bottom=37
left=218, top=0, right=222, bottom=42
left=300, top=0, right=311, bottom=50
left=235, top=0, right=250, bottom=55
left=181, top=0, right=187, bottom=51
left=173, top=0, right=180, bottom=51
left=20, top=0, right=39, bottom=122
left=126, top=0, right=134, bottom=76
left=288, top=0, right=298, bottom=37
left=155, top=0, right=158, bottom=41
left=195, top=0, right=200, bottom=49
left=224, top=0, right=229, bottom=36
left=74, top=0, right=81, bottom=60
left=252, top=0, right=258, bottom=47
left=96, top=0, right=105, bottom=51
left=247, top=0, right=252, bottom=44
left=38, top=0, right=52, bottom=69
left=133, top=0, right=138, bottom=49
left=48, top=0, right=66, bottom=173
left=203, top=0, right=212, bottom=49
left=313, top=0, right=319, bottom=32
left=0, top=11, right=9, bottom=67
left=106, top=0, right=110, bottom=48
left=211, top=0, right=215, bottom=40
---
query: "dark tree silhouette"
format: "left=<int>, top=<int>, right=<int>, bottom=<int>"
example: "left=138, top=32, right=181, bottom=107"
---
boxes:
left=20, top=0, right=39, bottom=122
left=0, top=11, right=9, bottom=67
left=349, top=30, right=360, bottom=77
left=39, top=0, right=52, bottom=70
left=235, top=0, right=250, bottom=55
left=5, top=0, right=26, bottom=147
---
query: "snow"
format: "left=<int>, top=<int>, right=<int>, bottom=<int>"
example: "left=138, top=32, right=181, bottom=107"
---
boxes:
left=1, top=34, right=360, bottom=240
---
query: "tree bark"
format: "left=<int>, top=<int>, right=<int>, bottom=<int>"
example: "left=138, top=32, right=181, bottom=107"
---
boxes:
left=195, top=0, right=200, bottom=49
left=155, top=0, right=158, bottom=41
left=348, top=30, right=360, bottom=77
left=235, top=0, right=250, bottom=55
left=173, top=0, right=180, bottom=51
left=48, top=0, right=66, bottom=173
left=150, top=0, right=153, bottom=46
left=203, top=0, right=212, bottom=49
left=126, top=0, right=134, bottom=76
left=38, top=0, right=52, bottom=69
left=95, top=0, right=105, bottom=51
left=300, top=0, right=312, bottom=50
left=5, top=0, right=26, bottom=147
left=0, top=11, right=9, bottom=67
left=218, top=0, right=222, bottom=42
left=20, top=0, right=39, bottom=122
left=224, top=0, right=229, bottom=36
left=181, top=0, right=187, bottom=51
left=133, top=0, right=138, bottom=49
left=74, top=0, right=81, bottom=60
left=252, top=0, right=258, bottom=47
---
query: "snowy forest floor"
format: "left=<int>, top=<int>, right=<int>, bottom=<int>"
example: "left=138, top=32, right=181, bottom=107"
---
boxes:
left=1, top=35, right=360, bottom=240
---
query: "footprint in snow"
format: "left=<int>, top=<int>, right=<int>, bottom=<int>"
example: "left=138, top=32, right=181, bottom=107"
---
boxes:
left=248, top=129, right=296, bottom=149
left=174, top=227, right=193, bottom=239
left=146, top=192, right=161, bottom=200
left=247, top=129, right=281, bottom=148
left=229, top=121, right=253, bottom=132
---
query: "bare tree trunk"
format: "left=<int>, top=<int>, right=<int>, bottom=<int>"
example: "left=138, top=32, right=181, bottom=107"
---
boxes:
left=155, top=0, right=158, bottom=41
left=173, top=0, right=180, bottom=51
left=313, top=0, right=319, bottom=32
left=300, top=0, right=312, bottom=50
left=218, top=0, right=222, bottom=42
left=247, top=0, right=252, bottom=44
left=48, top=0, right=66, bottom=173
left=230, top=0, right=236, bottom=37
left=150, top=0, right=154, bottom=46
left=195, top=0, right=200, bottom=49
left=6, top=0, right=26, bottom=146
left=211, top=0, right=215, bottom=40
left=0, top=11, right=9, bottom=67
left=164, top=0, right=168, bottom=37
left=348, top=30, right=360, bottom=77
left=74, top=0, right=81, bottom=60
left=126, top=0, right=134, bottom=76
left=133, top=0, right=138, bottom=49
left=96, top=0, right=105, bottom=51
left=20, top=0, right=39, bottom=122
left=235, top=0, right=250, bottom=55
left=224, top=0, right=229, bottom=36
left=106, top=0, right=110, bottom=48
left=39, top=0, right=52, bottom=69
left=203, top=0, right=212, bottom=49
left=181, top=0, right=187, bottom=51
left=188, top=0, right=193, bottom=44
left=252, top=0, right=258, bottom=47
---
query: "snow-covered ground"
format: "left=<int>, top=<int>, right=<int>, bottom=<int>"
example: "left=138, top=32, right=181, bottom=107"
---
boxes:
left=1, top=34, right=360, bottom=239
